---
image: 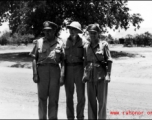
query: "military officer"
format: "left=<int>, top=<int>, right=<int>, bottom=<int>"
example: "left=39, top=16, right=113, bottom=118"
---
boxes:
left=30, top=21, right=64, bottom=119
left=83, top=23, right=113, bottom=119
left=63, top=21, right=86, bottom=120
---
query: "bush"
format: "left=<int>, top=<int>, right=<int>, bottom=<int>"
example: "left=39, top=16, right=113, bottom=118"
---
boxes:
left=0, top=31, right=11, bottom=45
left=21, top=34, right=35, bottom=44
left=0, top=31, right=35, bottom=45
left=124, top=38, right=133, bottom=47
left=123, top=32, right=152, bottom=47
left=113, top=39, right=120, bottom=44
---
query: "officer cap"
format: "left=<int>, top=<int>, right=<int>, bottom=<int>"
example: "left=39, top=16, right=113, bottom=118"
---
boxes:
left=86, top=23, right=101, bottom=33
left=43, top=21, right=58, bottom=30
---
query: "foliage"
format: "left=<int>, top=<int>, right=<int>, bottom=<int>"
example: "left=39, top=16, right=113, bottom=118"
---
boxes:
left=0, top=31, right=34, bottom=45
left=124, top=34, right=134, bottom=47
left=124, top=32, right=152, bottom=47
left=0, top=31, right=11, bottom=45
left=0, top=0, right=143, bottom=37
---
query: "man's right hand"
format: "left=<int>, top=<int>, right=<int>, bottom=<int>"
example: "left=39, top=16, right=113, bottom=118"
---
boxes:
left=33, top=74, right=39, bottom=83
left=82, top=76, right=88, bottom=83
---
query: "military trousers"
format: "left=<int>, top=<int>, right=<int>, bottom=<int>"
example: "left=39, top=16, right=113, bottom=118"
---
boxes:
left=37, top=64, right=60, bottom=119
left=87, top=80, right=108, bottom=119
left=64, top=65, right=85, bottom=119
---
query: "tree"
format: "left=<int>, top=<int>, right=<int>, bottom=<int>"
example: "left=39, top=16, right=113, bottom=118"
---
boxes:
left=0, top=0, right=143, bottom=37
left=124, top=34, right=134, bottom=47
left=143, top=32, right=152, bottom=46
left=107, top=34, right=114, bottom=44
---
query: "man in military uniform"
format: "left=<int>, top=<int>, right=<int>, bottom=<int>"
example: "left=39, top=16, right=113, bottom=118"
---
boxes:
left=30, top=21, right=64, bottom=119
left=83, top=23, right=113, bottom=119
left=63, top=21, right=86, bottom=120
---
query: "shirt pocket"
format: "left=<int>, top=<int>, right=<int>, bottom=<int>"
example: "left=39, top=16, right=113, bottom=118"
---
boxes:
left=38, top=48, right=47, bottom=58
left=76, top=46, right=84, bottom=58
left=96, top=50, right=104, bottom=61
left=64, top=46, right=70, bottom=57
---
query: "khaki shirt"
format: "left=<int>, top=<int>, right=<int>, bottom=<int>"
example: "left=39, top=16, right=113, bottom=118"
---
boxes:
left=30, top=37, right=64, bottom=64
left=84, top=40, right=112, bottom=82
left=64, top=35, right=87, bottom=63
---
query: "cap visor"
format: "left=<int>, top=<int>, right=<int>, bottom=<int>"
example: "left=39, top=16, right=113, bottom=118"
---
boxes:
left=88, top=30, right=97, bottom=32
left=43, top=27, right=53, bottom=30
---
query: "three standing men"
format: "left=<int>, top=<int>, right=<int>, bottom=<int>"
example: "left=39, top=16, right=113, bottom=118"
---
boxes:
left=31, top=21, right=112, bottom=119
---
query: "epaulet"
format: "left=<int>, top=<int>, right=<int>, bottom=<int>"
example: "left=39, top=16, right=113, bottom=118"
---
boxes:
left=36, top=37, right=44, bottom=53
left=99, top=40, right=108, bottom=48
left=33, top=37, right=44, bottom=44
left=33, top=39, right=37, bottom=44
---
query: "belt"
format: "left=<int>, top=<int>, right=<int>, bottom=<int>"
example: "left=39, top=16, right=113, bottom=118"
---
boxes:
left=37, top=63, right=59, bottom=67
left=87, top=61, right=107, bottom=64
left=66, top=62, right=83, bottom=66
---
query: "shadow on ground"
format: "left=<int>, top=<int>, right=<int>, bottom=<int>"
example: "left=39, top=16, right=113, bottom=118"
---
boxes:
left=0, top=51, right=140, bottom=68
left=0, top=52, right=32, bottom=69
left=0, top=52, right=32, bottom=62
left=110, top=51, right=138, bottom=59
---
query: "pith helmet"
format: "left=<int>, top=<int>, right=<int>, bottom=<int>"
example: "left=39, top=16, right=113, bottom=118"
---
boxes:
left=86, top=23, right=101, bottom=33
left=67, top=21, right=83, bottom=33
left=43, top=21, right=58, bottom=30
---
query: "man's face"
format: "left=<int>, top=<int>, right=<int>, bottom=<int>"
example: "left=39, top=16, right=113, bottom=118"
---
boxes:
left=88, top=31, right=99, bottom=41
left=43, top=29, right=55, bottom=38
left=69, top=27, right=79, bottom=37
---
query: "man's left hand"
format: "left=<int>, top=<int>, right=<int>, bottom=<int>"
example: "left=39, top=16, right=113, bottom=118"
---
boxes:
left=105, top=73, right=111, bottom=82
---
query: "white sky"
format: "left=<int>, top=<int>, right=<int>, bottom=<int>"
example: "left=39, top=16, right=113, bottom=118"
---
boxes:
left=1, top=1, right=152, bottom=38
left=108, top=1, right=152, bottom=38
left=0, top=21, right=9, bottom=35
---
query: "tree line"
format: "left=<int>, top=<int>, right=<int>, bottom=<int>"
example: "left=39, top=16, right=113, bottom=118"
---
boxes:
left=0, top=0, right=144, bottom=46
left=123, top=32, right=152, bottom=47
left=0, top=0, right=143, bottom=37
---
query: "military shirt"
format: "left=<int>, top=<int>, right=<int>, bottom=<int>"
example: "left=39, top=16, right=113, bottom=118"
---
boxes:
left=30, top=37, right=64, bottom=64
left=64, top=35, right=87, bottom=63
left=84, top=40, right=112, bottom=82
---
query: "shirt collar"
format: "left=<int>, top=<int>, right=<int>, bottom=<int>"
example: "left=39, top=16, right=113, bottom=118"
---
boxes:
left=68, top=35, right=81, bottom=45
left=43, top=37, right=59, bottom=46
left=88, top=41, right=100, bottom=49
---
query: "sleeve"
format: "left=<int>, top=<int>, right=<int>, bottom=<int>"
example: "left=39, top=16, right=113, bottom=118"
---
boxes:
left=103, top=41, right=113, bottom=62
left=29, top=43, right=38, bottom=59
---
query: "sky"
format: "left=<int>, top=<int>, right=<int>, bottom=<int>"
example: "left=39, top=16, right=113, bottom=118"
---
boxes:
left=108, top=1, right=152, bottom=39
left=0, top=1, right=152, bottom=38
